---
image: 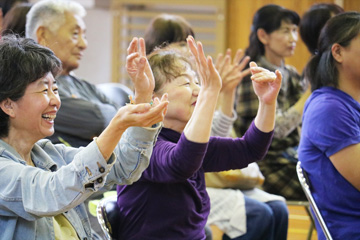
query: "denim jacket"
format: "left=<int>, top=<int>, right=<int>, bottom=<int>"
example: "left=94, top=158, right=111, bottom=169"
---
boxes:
left=0, top=125, right=161, bottom=240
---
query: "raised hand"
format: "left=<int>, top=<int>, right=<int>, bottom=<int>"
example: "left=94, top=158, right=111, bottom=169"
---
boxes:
left=215, top=48, right=251, bottom=93
left=96, top=94, right=168, bottom=160
left=250, top=62, right=282, bottom=106
left=126, top=37, right=155, bottom=104
left=186, top=36, right=222, bottom=92
left=114, top=93, right=169, bottom=130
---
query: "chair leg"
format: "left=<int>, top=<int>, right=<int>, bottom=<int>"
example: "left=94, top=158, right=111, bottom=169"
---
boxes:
left=305, top=205, right=315, bottom=240
left=306, top=221, right=314, bottom=240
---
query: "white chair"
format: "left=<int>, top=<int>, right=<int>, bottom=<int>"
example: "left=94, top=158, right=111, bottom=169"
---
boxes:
left=296, top=161, right=333, bottom=240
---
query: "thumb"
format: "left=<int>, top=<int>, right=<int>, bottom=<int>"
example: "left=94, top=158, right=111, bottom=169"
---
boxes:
left=249, top=61, right=257, bottom=68
left=249, top=61, right=257, bottom=75
left=275, top=69, right=282, bottom=83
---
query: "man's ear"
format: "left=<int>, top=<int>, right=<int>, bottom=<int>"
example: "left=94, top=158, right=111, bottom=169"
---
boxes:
left=36, top=26, right=50, bottom=47
left=0, top=99, right=15, bottom=117
left=257, top=28, right=269, bottom=45
left=331, top=43, right=343, bottom=63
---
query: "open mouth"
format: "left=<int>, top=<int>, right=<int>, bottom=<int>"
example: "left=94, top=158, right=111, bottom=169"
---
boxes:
left=42, top=114, right=56, bottom=121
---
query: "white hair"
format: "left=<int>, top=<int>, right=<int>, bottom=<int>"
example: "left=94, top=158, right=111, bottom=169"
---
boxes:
left=26, top=0, right=86, bottom=41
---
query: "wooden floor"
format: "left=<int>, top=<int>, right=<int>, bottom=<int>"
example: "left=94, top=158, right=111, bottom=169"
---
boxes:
left=287, top=205, right=318, bottom=240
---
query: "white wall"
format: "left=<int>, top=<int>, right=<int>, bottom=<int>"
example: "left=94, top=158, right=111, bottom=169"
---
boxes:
left=74, top=7, right=112, bottom=85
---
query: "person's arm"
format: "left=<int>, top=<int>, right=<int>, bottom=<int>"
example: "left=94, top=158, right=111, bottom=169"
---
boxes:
left=211, top=110, right=237, bottom=137
left=250, top=62, right=282, bottom=133
left=330, top=143, right=360, bottom=191
left=126, top=37, right=155, bottom=104
left=301, top=94, right=360, bottom=191
left=215, top=48, right=250, bottom=117
left=274, top=86, right=311, bottom=138
left=0, top=96, right=168, bottom=219
left=184, top=36, right=222, bottom=143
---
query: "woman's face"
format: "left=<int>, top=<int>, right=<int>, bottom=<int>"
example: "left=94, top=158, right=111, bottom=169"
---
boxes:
left=9, top=72, right=61, bottom=141
left=340, top=33, right=360, bottom=82
left=262, top=20, right=298, bottom=64
left=157, top=60, right=200, bottom=131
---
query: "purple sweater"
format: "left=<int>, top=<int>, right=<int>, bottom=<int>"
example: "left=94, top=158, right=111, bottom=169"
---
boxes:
left=116, top=121, right=273, bottom=239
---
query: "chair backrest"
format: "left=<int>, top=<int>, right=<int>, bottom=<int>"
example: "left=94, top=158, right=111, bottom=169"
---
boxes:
left=97, top=82, right=134, bottom=107
left=96, top=195, right=121, bottom=240
left=296, top=161, right=333, bottom=240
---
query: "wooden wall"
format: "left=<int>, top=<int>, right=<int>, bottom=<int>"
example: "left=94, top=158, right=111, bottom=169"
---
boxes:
left=226, top=0, right=360, bottom=73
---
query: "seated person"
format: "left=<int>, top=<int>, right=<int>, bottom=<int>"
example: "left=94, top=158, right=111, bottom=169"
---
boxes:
left=25, top=0, right=144, bottom=147
left=1, top=2, right=32, bottom=37
left=298, top=12, right=360, bottom=240
left=235, top=4, right=310, bottom=200
left=144, top=13, right=288, bottom=240
left=206, top=48, right=288, bottom=240
left=299, top=3, right=344, bottom=56
left=115, top=37, right=282, bottom=239
left=0, top=35, right=167, bottom=239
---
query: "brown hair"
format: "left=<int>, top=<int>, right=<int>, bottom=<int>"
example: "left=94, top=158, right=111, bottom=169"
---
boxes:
left=148, top=42, right=195, bottom=94
left=144, top=14, right=194, bottom=55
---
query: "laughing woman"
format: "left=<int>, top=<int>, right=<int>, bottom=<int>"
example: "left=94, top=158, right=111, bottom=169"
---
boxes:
left=116, top=36, right=282, bottom=239
left=0, top=35, right=168, bottom=240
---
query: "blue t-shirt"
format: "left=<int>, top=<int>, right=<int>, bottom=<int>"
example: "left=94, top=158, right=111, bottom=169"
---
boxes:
left=298, top=87, right=360, bottom=240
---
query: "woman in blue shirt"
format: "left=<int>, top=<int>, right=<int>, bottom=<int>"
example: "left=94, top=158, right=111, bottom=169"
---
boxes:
left=298, top=12, right=360, bottom=240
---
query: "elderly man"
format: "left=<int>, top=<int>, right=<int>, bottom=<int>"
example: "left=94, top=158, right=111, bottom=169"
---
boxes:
left=26, top=0, right=155, bottom=147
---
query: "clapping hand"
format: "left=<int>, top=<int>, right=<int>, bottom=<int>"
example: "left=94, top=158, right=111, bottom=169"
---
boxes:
left=186, top=36, right=222, bottom=92
left=215, top=48, right=250, bottom=94
left=250, top=62, right=282, bottom=105
left=126, top=37, right=154, bottom=104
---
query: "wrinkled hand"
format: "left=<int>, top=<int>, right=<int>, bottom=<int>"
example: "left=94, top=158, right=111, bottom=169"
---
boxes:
left=250, top=62, right=282, bottom=105
left=126, top=37, right=154, bottom=104
left=187, top=36, right=221, bottom=92
left=115, top=94, right=169, bottom=129
left=215, top=48, right=251, bottom=93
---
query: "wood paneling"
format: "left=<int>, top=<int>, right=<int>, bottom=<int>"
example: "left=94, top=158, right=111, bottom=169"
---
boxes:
left=344, top=0, right=360, bottom=11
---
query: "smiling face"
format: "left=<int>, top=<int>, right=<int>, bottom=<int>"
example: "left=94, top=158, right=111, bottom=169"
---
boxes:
left=8, top=73, right=61, bottom=142
left=44, top=12, right=87, bottom=75
left=261, top=20, right=298, bottom=65
left=155, top=60, right=200, bottom=132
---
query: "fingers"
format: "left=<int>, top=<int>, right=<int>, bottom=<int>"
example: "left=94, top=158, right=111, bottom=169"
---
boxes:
left=219, top=54, right=230, bottom=76
left=135, top=57, right=146, bottom=78
left=275, top=69, right=282, bottom=84
left=139, top=38, right=146, bottom=57
left=215, top=53, right=224, bottom=70
left=127, top=37, right=138, bottom=55
left=233, top=49, right=244, bottom=64
left=141, top=101, right=169, bottom=126
left=238, top=56, right=251, bottom=71
left=126, top=52, right=140, bottom=64
left=249, top=61, right=257, bottom=68
left=196, top=41, right=208, bottom=67
left=251, top=71, right=277, bottom=83
left=127, top=102, right=152, bottom=114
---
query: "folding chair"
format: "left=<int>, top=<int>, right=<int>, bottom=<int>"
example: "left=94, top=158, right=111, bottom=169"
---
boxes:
left=96, top=195, right=120, bottom=240
left=296, top=161, right=333, bottom=240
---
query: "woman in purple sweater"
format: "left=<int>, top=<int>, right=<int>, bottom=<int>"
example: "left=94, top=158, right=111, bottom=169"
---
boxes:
left=116, top=36, right=282, bottom=239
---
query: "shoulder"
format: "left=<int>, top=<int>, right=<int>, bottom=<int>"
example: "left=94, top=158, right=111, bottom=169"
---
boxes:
left=304, top=88, right=359, bottom=129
